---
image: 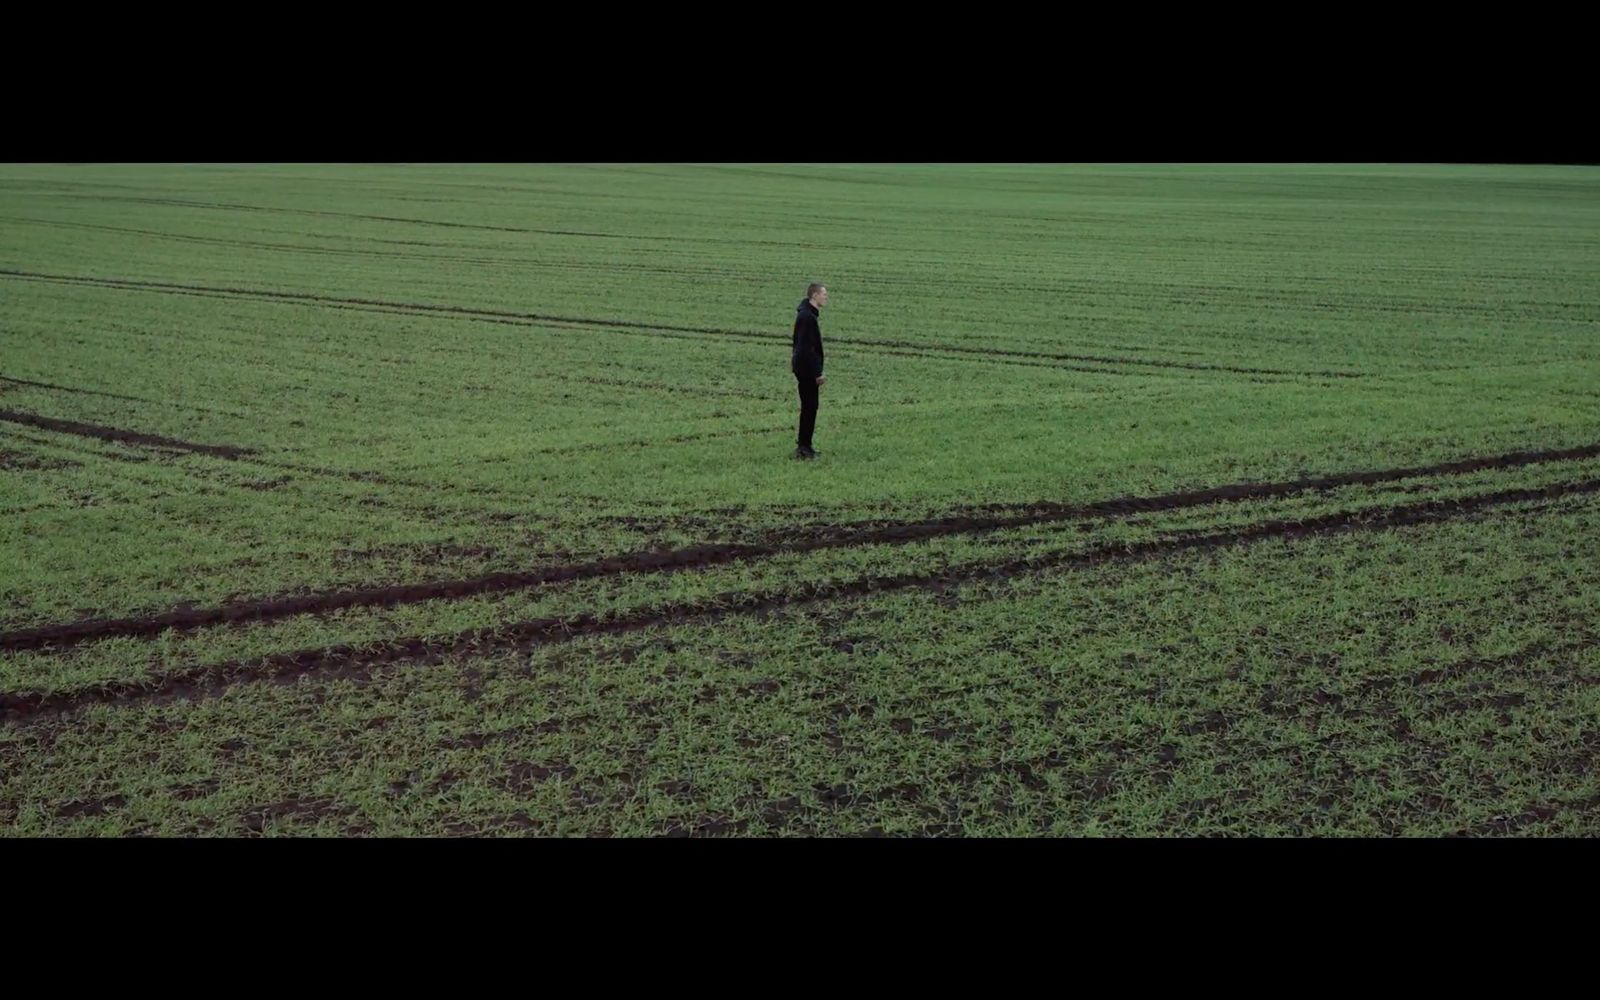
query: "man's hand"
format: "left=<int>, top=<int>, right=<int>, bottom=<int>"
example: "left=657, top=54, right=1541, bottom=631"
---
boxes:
left=816, top=375, right=827, bottom=387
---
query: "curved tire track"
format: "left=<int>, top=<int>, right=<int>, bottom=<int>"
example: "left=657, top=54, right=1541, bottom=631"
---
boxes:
left=0, top=269, right=1363, bottom=380
left=0, top=408, right=254, bottom=460
left=5, top=476, right=1600, bottom=723
left=5, top=438, right=1600, bottom=653
left=0, top=374, right=249, bottom=419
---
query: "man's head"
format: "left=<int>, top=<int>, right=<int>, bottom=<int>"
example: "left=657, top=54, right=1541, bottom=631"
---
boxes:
left=807, top=282, right=828, bottom=309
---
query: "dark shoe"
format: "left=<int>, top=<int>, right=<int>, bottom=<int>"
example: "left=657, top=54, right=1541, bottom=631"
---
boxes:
left=794, top=446, right=816, bottom=460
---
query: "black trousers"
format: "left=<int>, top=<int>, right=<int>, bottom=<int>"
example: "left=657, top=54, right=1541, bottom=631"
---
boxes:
left=796, top=373, right=819, bottom=448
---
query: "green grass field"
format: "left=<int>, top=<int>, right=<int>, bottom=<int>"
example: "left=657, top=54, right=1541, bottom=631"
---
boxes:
left=2, top=163, right=1598, bottom=836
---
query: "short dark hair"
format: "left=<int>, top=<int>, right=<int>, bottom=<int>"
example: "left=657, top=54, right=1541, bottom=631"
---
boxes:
left=807, top=282, right=826, bottom=298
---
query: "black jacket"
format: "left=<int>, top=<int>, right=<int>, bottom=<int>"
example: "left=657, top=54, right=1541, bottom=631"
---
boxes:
left=791, top=299, right=824, bottom=378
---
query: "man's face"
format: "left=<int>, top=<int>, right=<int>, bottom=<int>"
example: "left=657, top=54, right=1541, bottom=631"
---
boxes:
left=813, top=286, right=829, bottom=308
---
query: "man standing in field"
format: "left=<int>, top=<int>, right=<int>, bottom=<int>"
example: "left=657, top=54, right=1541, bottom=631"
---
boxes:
left=792, top=282, right=828, bottom=460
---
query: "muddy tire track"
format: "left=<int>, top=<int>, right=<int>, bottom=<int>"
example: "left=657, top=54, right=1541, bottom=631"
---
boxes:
left=561, top=374, right=764, bottom=401
left=0, top=397, right=524, bottom=499
left=947, top=441, right=1600, bottom=520
left=1, top=216, right=760, bottom=275
left=0, top=448, right=79, bottom=472
left=532, top=423, right=789, bottom=457
left=1447, top=792, right=1600, bottom=837
left=44, top=194, right=571, bottom=235
left=6, top=438, right=1599, bottom=653
left=0, top=269, right=1361, bottom=380
left=6, top=476, right=1599, bottom=723
left=0, top=541, right=775, bottom=653
left=0, top=374, right=248, bottom=419
left=0, top=408, right=254, bottom=459
left=33, top=190, right=992, bottom=253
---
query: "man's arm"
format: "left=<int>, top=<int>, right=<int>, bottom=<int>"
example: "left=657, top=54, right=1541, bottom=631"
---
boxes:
left=797, top=314, right=824, bottom=380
